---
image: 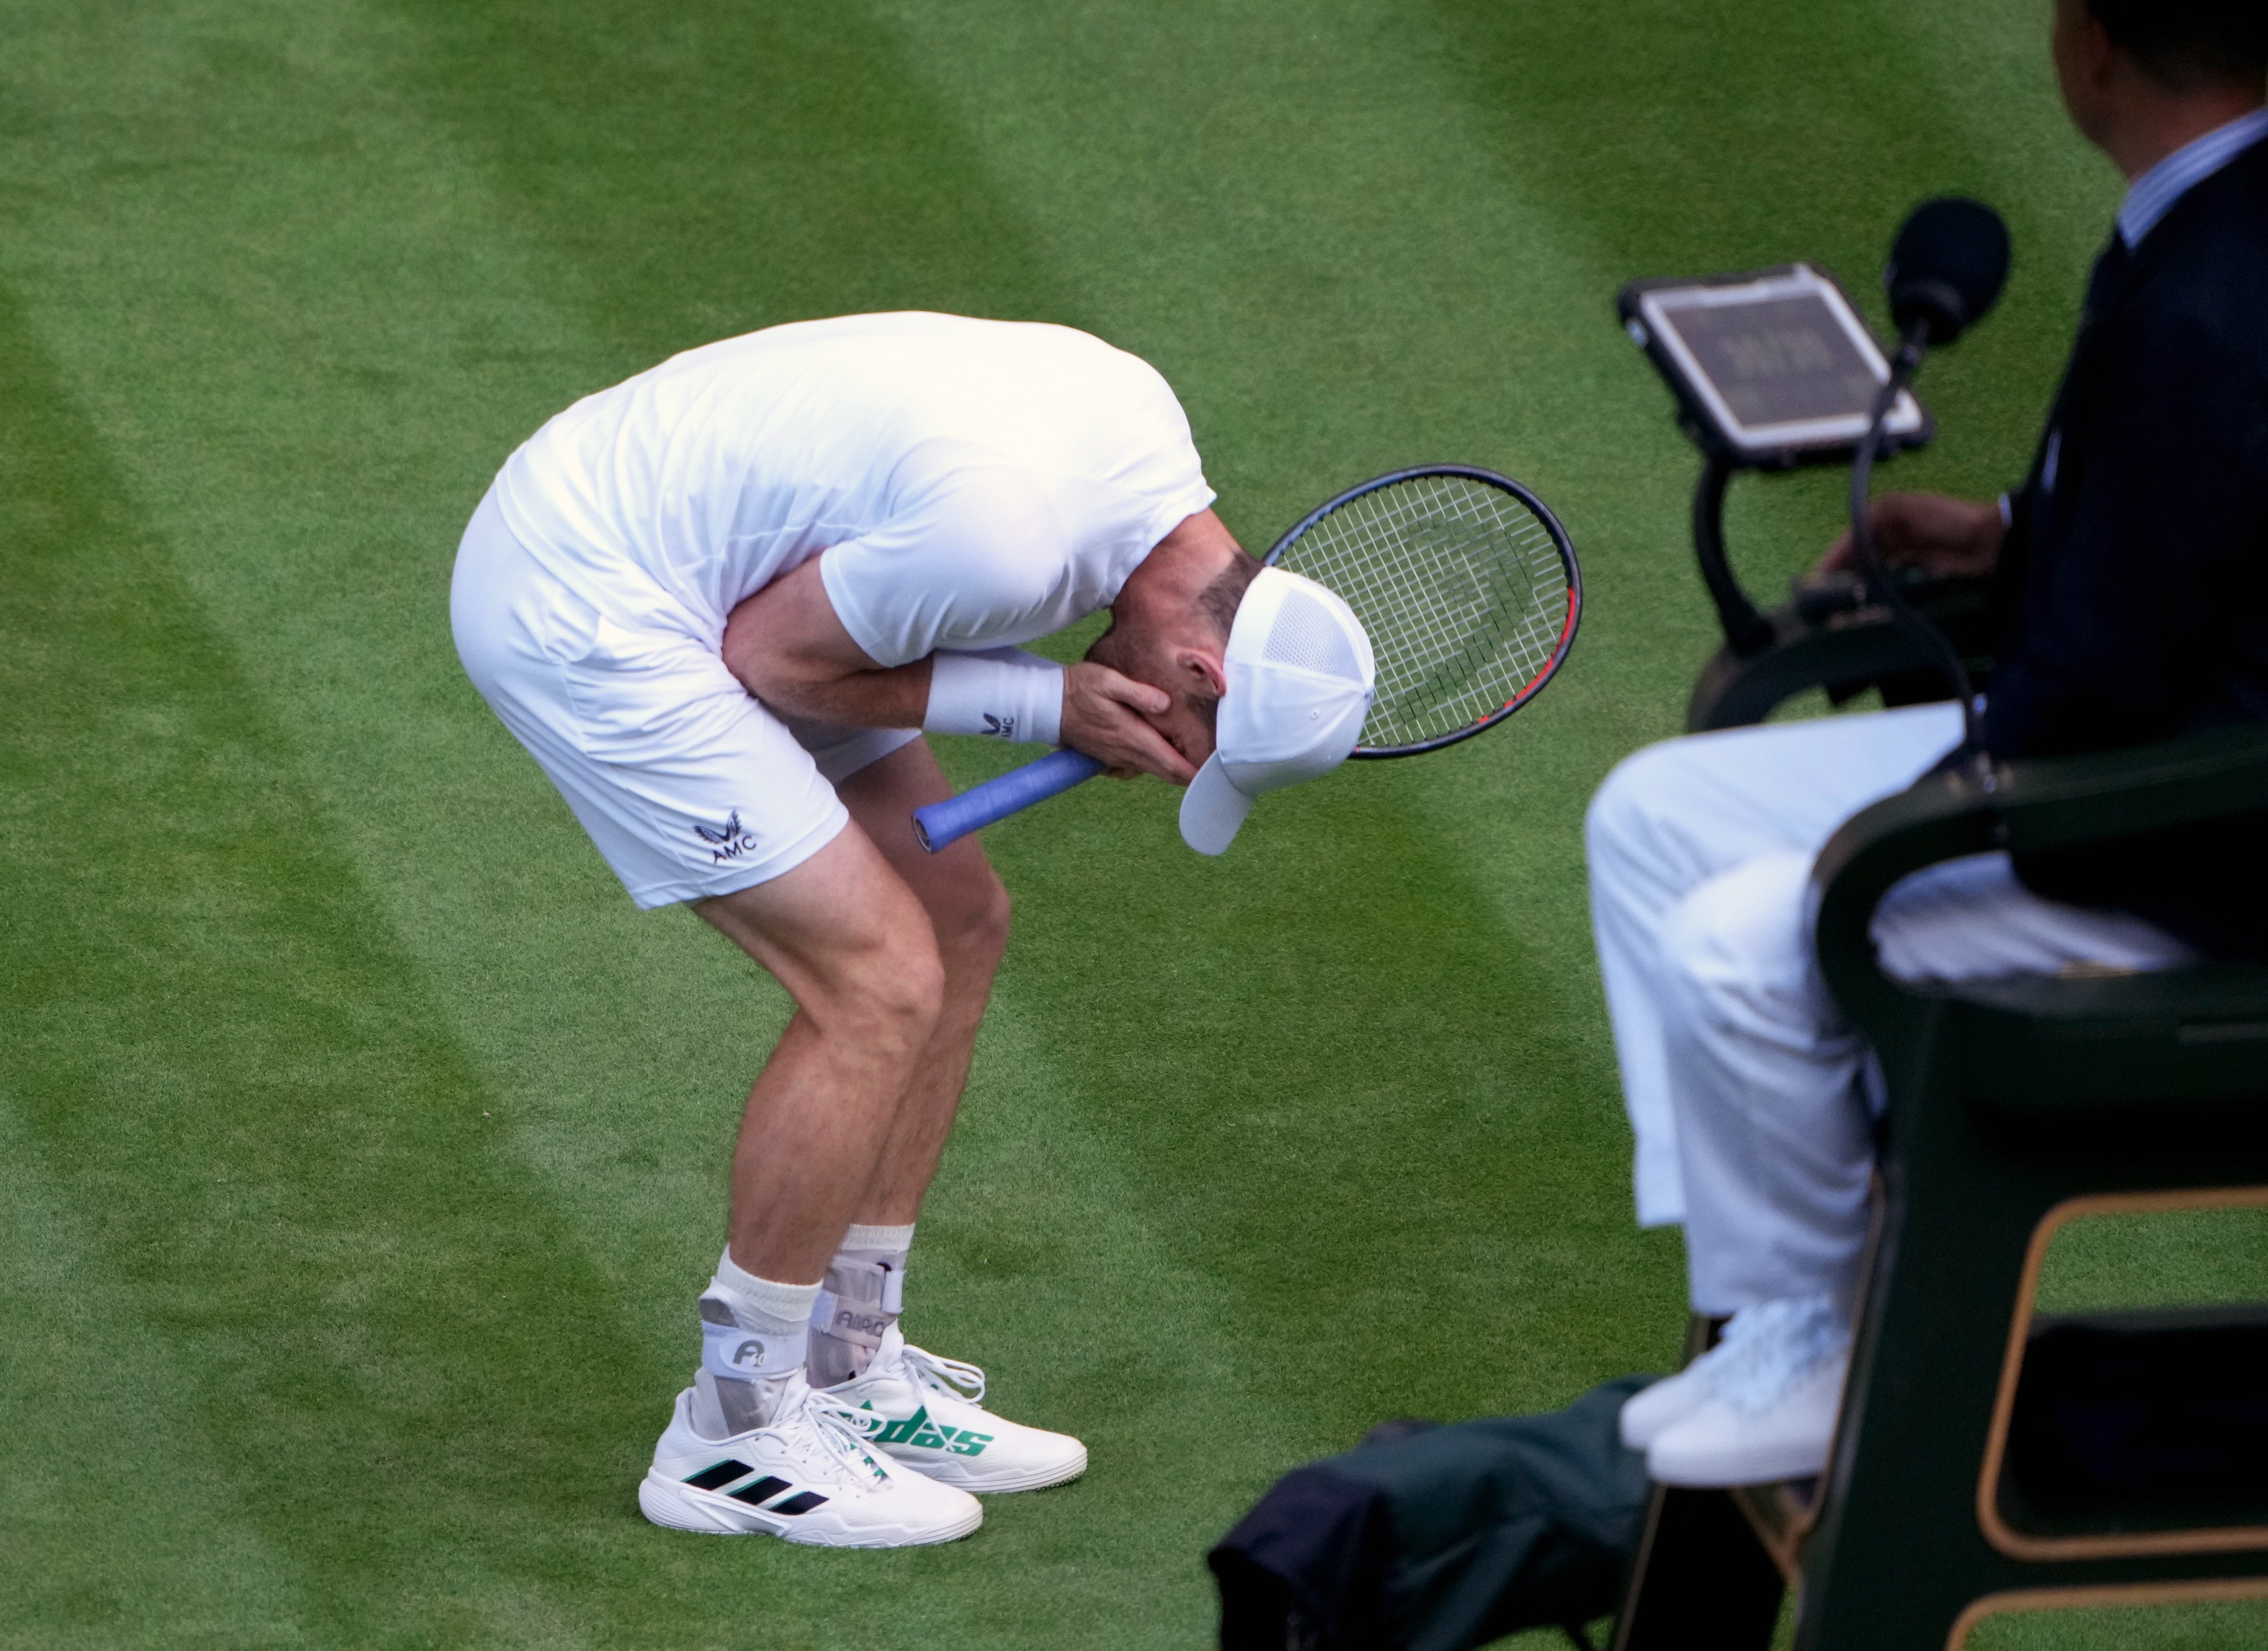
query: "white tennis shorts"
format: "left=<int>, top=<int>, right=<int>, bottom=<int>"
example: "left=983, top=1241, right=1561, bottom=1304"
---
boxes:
left=450, top=487, right=920, bottom=909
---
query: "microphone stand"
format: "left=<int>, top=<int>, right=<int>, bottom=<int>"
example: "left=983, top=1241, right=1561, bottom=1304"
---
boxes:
left=1847, top=319, right=1995, bottom=789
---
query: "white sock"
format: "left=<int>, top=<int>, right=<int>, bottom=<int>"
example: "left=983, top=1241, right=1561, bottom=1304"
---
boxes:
left=690, top=1247, right=820, bottom=1438
left=808, top=1222, right=914, bottom=1387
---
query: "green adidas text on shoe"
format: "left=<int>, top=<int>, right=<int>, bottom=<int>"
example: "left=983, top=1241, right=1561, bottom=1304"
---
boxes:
left=824, top=1325, right=1086, bottom=1492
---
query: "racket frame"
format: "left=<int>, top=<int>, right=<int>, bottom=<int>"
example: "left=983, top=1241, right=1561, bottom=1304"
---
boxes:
left=1260, top=463, right=1583, bottom=759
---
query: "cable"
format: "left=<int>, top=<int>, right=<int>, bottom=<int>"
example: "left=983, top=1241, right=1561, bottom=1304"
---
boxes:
left=1845, top=319, right=1995, bottom=787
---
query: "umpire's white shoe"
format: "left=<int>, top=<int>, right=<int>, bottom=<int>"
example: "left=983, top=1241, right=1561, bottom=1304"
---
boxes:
left=1619, top=1363, right=1716, bottom=1452
left=1644, top=1295, right=1851, bottom=1487
left=1619, top=1295, right=1813, bottom=1450
left=1646, top=1350, right=1848, bottom=1486
left=640, top=1376, right=982, bottom=1546
left=823, top=1325, right=1088, bottom=1492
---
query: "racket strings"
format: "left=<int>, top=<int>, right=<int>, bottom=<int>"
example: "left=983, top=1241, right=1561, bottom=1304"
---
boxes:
left=1276, top=475, right=1572, bottom=749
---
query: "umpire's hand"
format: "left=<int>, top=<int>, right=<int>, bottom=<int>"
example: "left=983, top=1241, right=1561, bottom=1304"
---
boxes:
left=1817, top=492, right=2006, bottom=579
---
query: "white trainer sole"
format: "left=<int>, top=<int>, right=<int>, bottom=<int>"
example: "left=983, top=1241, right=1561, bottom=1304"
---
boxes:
left=894, top=1444, right=1088, bottom=1493
left=1647, top=1437, right=1829, bottom=1489
left=638, top=1471, right=982, bottom=1547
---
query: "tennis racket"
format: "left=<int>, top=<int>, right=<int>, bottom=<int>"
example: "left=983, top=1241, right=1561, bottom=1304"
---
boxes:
left=911, top=465, right=1581, bottom=851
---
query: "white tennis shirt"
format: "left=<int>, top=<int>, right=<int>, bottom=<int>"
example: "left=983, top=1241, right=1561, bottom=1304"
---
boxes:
left=494, top=312, right=1217, bottom=664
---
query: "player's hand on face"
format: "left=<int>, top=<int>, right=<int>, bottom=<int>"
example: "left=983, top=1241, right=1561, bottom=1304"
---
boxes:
left=1816, top=492, right=2006, bottom=580
left=1061, top=661, right=1198, bottom=785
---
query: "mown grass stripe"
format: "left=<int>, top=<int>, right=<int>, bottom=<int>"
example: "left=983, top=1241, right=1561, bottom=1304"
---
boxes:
left=0, top=1085, right=311, bottom=1651
left=0, top=288, right=664, bottom=1649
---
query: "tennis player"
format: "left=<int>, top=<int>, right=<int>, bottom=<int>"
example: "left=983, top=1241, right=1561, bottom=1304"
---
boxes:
left=1590, top=0, right=2268, bottom=1489
left=450, top=312, right=1374, bottom=1546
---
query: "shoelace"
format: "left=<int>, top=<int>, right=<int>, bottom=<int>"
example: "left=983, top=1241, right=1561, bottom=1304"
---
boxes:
left=777, top=1385, right=895, bottom=1489
left=901, top=1343, right=988, bottom=1404
left=1706, top=1295, right=1849, bottom=1417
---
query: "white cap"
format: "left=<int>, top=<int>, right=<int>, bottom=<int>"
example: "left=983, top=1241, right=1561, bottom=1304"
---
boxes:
left=1180, top=567, right=1376, bottom=855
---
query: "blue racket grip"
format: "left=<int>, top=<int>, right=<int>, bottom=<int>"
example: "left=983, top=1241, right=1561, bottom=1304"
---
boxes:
left=913, top=748, right=1106, bottom=853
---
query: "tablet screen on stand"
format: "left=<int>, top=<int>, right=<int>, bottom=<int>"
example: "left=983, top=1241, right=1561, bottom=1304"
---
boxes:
left=1621, top=264, right=1928, bottom=466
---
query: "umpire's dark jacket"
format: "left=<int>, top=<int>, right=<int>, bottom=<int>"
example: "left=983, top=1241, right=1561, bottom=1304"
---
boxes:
left=1988, top=134, right=2268, bottom=959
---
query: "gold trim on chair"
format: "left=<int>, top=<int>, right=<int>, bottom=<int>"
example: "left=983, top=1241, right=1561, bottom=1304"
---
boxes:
left=1728, top=1479, right=1818, bottom=1586
left=1976, top=1186, right=2268, bottom=1562
left=1945, top=1575, right=2268, bottom=1651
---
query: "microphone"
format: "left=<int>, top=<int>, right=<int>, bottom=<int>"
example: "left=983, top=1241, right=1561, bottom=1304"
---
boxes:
left=1883, top=197, right=2011, bottom=346
left=1850, top=197, right=2011, bottom=770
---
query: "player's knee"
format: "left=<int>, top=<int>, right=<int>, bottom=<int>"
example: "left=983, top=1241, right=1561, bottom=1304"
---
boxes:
left=910, top=858, right=1012, bottom=981
left=946, top=870, right=1012, bottom=968
left=850, top=928, right=947, bottom=1048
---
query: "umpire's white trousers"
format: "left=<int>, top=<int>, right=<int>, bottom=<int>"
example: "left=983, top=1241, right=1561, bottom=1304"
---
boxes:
left=1585, top=703, right=2195, bottom=1315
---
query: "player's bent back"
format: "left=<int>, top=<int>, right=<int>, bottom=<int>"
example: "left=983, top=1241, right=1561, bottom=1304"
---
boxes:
left=491, top=312, right=1216, bottom=653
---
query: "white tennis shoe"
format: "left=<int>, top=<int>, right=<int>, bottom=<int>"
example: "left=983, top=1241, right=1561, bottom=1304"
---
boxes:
left=1640, top=1295, right=1852, bottom=1487
left=1619, top=1361, right=1717, bottom=1452
left=823, top=1325, right=1088, bottom=1492
left=1647, top=1350, right=1849, bottom=1487
left=1618, top=1294, right=1847, bottom=1453
left=640, top=1374, right=982, bottom=1546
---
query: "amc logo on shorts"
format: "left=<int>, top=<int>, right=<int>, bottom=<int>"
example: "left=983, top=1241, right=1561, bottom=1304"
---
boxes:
left=693, top=810, right=760, bottom=864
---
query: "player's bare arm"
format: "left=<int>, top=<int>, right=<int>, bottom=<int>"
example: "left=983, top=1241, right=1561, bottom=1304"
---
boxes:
left=722, top=556, right=1200, bottom=782
left=720, top=559, right=928, bottom=725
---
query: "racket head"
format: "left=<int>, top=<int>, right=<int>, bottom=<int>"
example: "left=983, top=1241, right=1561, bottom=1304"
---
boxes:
left=1261, top=465, right=1581, bottom=757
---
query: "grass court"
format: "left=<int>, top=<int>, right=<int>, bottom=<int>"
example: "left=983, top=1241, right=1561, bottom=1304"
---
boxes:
left=4, top=1, right=2263, bottom=1645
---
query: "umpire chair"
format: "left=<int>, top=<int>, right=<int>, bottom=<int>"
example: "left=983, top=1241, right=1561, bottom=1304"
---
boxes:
left=1792, top=722, right=2268, bottom=1647
left=1678, top=448, right=1997, bottom=737
left=1613, top=664, right=2268, bottom=1647
left=1610, top=251, right=2268, bottom=1646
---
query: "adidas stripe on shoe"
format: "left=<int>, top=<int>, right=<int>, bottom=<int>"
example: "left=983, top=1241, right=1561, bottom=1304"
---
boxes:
left=640, top=1375, right=981, bottom=1547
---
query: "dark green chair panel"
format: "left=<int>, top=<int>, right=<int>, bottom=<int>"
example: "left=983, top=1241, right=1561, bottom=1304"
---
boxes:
left=1788, top=725, right=2268, bottom=1650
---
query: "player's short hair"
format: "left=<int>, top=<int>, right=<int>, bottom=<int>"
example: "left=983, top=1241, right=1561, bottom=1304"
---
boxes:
left=2088, top=0, right=2268, bottom=90
left=1080, top=550, right=1259, bottom=736
left=1196, top=549, right=1264, bottom=643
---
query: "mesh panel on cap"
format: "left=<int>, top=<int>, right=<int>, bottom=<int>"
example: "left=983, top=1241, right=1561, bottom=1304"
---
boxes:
left=1263, top=589, right=1362, bottom=680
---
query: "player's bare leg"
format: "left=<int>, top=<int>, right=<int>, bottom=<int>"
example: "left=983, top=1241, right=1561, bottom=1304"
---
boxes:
left=693, top=824, right=944, bottom=1283
left=796, top=738, right=1087, bottom=1492
left=835, top=738, right=1012, bottom=1227
left=641, top=827, right=982, bottom=1544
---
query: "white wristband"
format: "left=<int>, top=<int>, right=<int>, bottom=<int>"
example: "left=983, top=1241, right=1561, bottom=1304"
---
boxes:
left=924, top=648, right=1064, bottom=745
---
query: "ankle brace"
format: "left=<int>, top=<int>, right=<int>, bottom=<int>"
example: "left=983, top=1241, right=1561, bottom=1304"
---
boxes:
left=692, top=1250, right=819, bottom=1435
left=808, top=1224, right=913, bottom=1387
